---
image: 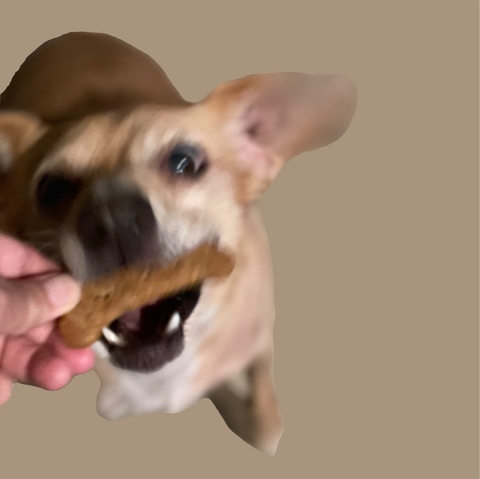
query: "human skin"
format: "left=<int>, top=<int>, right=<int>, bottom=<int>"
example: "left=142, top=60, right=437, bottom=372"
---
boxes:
left=0, top=233, right=95, bottom=404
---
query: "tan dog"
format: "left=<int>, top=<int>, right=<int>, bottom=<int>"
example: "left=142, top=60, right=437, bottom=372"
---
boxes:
left=0, top=32, right=357, bottom=455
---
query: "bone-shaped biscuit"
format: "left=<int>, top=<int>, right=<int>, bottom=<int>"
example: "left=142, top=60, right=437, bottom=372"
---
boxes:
left=58, top=243, right=235, bottom=348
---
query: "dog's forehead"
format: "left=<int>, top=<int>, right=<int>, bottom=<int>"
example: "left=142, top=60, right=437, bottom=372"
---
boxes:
left=126, top=105, right=234, bottom=164
left=40, top=105, right=229, bottom=175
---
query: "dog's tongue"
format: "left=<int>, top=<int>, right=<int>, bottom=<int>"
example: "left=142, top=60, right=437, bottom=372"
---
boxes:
left=117, top=309, right=143, bottom=331
left=116, top=293, right=173, bottom=331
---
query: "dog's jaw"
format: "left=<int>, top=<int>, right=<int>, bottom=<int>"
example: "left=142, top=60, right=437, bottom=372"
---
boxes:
left=97, top=285, right=202, bottom=373
left=95, top=348, right=199, bottom=419
left=94, top=292, right=224, bottom=418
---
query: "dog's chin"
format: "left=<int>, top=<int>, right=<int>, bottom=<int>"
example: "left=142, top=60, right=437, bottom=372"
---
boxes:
left=98, top=285, right=202, bottom=373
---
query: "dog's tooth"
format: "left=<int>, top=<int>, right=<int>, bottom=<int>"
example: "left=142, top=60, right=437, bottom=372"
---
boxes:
left=102, top=327, right=125, bottom=346
left=166, top=312, right=181, bottom=334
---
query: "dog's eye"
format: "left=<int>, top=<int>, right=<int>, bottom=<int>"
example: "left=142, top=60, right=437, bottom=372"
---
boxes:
left=167, top=145, right=206, bottom=178
left=36, top=173, right=81, bottom=215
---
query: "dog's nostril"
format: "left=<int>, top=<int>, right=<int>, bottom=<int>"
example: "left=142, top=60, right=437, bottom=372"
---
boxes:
left=36, top=173, right=81, bottom=216
left=131, top=219, right=140, bottom=236
left=90, top=222, right=110, bottom=245
left=75, top=179, right=160, bottom=276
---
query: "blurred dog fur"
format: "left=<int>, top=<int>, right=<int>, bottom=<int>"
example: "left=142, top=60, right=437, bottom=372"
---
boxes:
left=0, top=32, right=356, bottom=454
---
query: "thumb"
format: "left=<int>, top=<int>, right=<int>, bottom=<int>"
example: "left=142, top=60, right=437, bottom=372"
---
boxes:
left=0, top=274, right=81, bottom=336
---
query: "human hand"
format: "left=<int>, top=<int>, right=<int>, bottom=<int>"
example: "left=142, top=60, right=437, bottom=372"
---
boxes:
left=0, top=233, right=95, bottom=404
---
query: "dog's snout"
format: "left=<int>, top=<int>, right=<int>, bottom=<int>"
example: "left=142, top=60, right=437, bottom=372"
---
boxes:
left=36, top=173, right=82, bottom=217
left=78, top=193, right=151, bottom=246
left=76, top=177, right=159, bottom=276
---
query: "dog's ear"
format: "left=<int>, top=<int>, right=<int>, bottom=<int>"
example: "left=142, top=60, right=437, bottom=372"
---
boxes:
left=201, top=73, right=357, bottom=200
left=0, top=112, right=44, bottom=177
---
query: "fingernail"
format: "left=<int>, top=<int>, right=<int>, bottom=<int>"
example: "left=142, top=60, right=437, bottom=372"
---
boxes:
left=43, top=274, right=81, bottom=313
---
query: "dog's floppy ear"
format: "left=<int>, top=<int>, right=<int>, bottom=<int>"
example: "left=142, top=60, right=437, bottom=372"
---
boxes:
left=0, top=112, right=45, bottom=176
left=201, top=73, right=357, bottom=199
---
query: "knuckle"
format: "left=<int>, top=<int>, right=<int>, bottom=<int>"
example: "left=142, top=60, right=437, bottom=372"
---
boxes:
left=0, top=285, right=10, bottom=316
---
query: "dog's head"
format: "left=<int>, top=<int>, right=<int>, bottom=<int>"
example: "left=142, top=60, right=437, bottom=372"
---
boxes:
left=0, top=73, right=356, bottom=371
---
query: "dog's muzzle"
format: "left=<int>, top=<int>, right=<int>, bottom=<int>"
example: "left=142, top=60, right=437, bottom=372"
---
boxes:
left=76, top=177, right=160, bottom=278
left=73, top=176, right=202, bottom=373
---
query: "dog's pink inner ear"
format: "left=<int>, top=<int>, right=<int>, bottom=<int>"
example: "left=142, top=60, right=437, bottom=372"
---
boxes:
left=206, top=73, right=357, bottom=190
left=233, top=104, right=285, bottom=183
left=242, top=101, right=287, bottom=154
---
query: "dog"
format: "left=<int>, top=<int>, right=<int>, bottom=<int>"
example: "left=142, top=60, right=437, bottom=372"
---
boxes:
left=0, top=32, right=357, bottom=455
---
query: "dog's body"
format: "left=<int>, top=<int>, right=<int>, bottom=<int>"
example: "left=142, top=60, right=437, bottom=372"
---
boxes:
left=0, top=33, right=356, bottom=454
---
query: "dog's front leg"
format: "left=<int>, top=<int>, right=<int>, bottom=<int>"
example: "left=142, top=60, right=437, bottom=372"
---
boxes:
left=208, top=345, right=284, bottom=456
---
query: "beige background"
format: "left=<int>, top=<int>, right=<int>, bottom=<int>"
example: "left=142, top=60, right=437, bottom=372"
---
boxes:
left=0, top=1, right=477, bottom=478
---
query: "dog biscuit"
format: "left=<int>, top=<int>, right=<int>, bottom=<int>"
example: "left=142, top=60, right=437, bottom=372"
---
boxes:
left=58, top=243, right=235, bottom=348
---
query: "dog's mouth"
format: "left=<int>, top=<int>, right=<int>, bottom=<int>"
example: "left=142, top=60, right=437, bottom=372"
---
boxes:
left=98, top=284, right=202, bottom=372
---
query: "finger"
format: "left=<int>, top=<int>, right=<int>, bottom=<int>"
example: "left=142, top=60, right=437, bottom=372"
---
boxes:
left=0, top=372, right=14, bottom=405
left=1, top=336, right=39, bottom=382
left=25, top=322, right=54, bottom=344
left=28, top=345, right=73, bottom=391
left=0, top=234, right=59, bottom=278
left=50, top=331, right=95, bottom=375
left=0, top=274, right=81, bottom=335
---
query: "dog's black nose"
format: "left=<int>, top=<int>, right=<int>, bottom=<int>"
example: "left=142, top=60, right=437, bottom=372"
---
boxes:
left=76, top=177, right=159, bottom=277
